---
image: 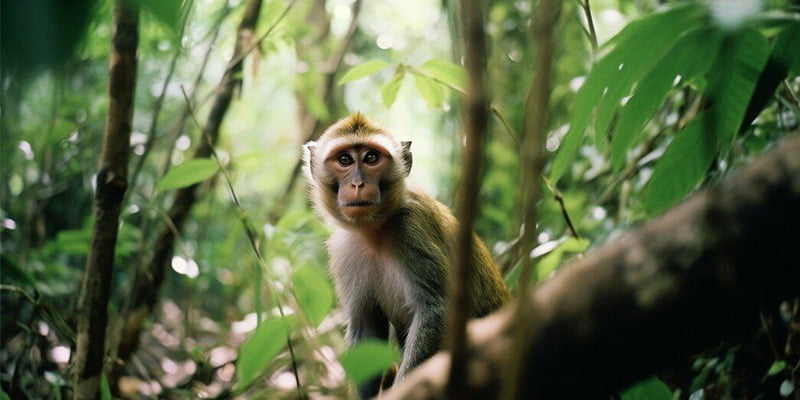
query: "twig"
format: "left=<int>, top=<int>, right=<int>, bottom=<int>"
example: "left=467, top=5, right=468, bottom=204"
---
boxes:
left=128, top=1, right=194, bottom=198
left=580, top=0, right=599, bottom=52
left=543, top=176, right=579, bottom=238
left=503, top=1, right=560, bottom=399
left=180, top=86, right=306, bottom=399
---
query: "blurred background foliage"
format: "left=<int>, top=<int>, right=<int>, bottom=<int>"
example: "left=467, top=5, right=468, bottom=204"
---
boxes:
left=1, top=0, right=798, bottom=398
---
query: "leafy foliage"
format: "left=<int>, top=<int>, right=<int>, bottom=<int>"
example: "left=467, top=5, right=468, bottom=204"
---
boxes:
left=1, top=0, right=797, bottom=398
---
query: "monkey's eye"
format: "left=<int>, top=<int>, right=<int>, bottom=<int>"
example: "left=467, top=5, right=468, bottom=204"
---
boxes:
left=363, top=151, right=380, bottom=165
left=337, top=153, right=354, bottom=166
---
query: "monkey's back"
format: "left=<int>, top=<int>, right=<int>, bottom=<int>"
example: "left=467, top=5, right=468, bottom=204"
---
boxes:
left=393, top=189, right=512, bottom=317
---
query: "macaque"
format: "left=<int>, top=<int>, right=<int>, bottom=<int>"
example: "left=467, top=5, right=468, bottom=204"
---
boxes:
left=303, top=113, right=511, bottom=398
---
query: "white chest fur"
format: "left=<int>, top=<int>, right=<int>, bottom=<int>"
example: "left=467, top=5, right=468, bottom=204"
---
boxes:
left=327, top=229, right=413, bottom=328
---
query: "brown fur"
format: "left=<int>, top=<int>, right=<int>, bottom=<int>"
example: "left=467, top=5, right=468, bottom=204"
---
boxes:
left=303, top=114, right=511, bottom=398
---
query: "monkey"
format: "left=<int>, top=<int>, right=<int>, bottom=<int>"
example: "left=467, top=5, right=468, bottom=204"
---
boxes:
left=303, top=113, right=511, bottom=399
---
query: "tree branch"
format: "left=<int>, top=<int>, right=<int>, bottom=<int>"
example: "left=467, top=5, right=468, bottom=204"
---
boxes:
left=447, top=0, right=490, bottom=397
left=381, top=134, right=800, bottom=399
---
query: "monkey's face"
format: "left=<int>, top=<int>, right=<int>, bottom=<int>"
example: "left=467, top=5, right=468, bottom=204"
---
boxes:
left=325, top=144, right=394, bottom=222
left=303, top=114, right=413, bottom=228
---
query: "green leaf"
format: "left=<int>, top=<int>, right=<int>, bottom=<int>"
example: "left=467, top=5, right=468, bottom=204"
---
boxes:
left=339, top=340, right=400, bottom=385
left=549, top=2, right=705, bottom=183
left=611, top=27, right=722, bottom=171
left=707, top=29, right=770, bottom=149
left=643, top=114, right=717, bottom=214
left=236, top=316, right=294, bottom=390
left=620, top=377, right=673, bottom=400
left=292, top=267, right=334, bottom=327
left=767, top=360, right=787, bottom=376
left=418, top=59, right=466, bottom=92
left=133, top=0, right=184, bottom=39
left=1, top=387, right=11, bottom=400
left=101, top=371, right=112, bottom=400
left=381, top=71, right=405, bottom=108
left=157, top=158, right=219, bottom=191
left=594, top=3, right=706, bottom=145
left=537, top=237, right=590, bottom=281
left=0, top=254, right=35, bottom=286
left=413, top=74, right=446, bottom=108
left=773, top=22, right=800, bottom=75
left=339, top=60, right=391, bottom=85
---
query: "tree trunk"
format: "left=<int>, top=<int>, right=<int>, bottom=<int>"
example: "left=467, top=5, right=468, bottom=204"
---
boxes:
left=72, top=1, right=139, bottom=399
left=381, top=134, right=800, bottom=400
left=114, top=0, right=263, bottom=377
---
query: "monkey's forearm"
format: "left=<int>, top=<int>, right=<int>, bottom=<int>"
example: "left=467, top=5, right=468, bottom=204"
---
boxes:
left=397, top=307, right=446, bottom=379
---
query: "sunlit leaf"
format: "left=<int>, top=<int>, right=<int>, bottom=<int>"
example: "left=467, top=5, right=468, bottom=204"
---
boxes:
left=611, top=27, right=722, bottom=171
left=620, top=377, right=672, bottom=400
left=767, top=360, right=787, bottom=376
left=643, top=114, right=716, bottom=214
left=413, top=74, right=446, bottom=108
left=339, top=339, right=400, bottom=385
left=536, top=237, right=589, bottom=281
left=549, top=2, right=705, bottom=183
left=236, top=316, right=294, bottom=390
left=156, top=158, right=219, bottom=191
left=292, top=266, right=334, bottom=327
left=339, top=60, right=391, bottom=85
left=418, top=59, right=466, bottom=92
left=381, top=71, right=405, bottom=108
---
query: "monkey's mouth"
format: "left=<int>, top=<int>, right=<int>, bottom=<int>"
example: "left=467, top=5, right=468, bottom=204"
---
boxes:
left=342, top=200, right=378, bottom=207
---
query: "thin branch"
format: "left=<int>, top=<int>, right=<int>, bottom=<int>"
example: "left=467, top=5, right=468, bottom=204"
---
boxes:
left=447, top=0, right=490, bottom=397
left=580, top=0, right=599, bottom=52
left=127, top=2, right=194, bottom=196
left=503, top=1, right=560, bottom=398
left=180, top=86, right=306, bottom=399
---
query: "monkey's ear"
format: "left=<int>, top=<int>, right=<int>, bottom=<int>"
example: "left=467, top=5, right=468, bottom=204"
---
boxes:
left=400, top=141, right=412, bottom=176
left=302, top=141, right=318, bottom=182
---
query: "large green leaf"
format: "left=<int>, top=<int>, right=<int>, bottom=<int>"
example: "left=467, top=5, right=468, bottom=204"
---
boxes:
left=338, top=60, right=391, bottom=85
left=620, top=377, right=673, bottom=400
left=236, top=316, right=294, bottom=390
left=643, top=114, right=717, bottom=214
left=707, top=29, right=770, bottom=150
left=611, top=27, right=722, bottom=171
left=773, top=22, right=800, bottom=75
left=156, top=158, right=219, bottom=191
left=413, top=74, right=446, bottom=108
left=741, top=22, right=800, bottom=129
left=549, top=2, right=705, bottom=183
left=418, top=59, right=466, bottom=92
left=339, top=339, right=400, bottom=385
left=593, top=4, right=706, bottom=146
left=381, top=71, right=405, bottom=108
left=292, top=266, right=334, bottom=327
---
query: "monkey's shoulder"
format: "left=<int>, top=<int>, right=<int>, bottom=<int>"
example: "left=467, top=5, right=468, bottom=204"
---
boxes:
left=389, top=189, right=456, bottom=240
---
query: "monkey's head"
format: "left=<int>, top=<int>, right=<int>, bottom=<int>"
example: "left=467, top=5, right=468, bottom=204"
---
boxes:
left=303, top=113, right=412, bottom=227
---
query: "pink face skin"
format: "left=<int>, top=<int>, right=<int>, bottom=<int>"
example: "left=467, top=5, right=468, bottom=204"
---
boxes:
left=325, top=143, right=393, bottom=221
